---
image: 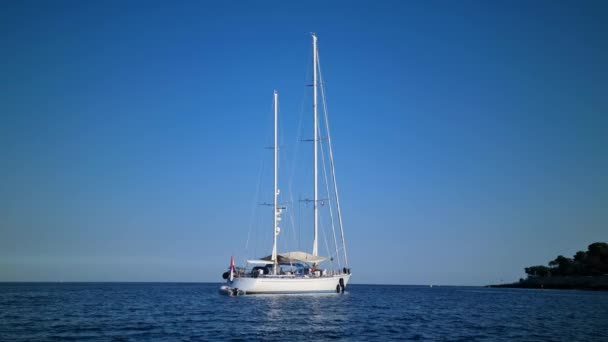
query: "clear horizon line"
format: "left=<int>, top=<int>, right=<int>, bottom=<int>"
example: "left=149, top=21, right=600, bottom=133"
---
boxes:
left=0, top=281, right=486, bottom=287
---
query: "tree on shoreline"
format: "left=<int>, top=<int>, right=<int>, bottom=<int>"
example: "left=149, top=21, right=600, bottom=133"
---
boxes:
left=524, top=242, right=608, bottom=278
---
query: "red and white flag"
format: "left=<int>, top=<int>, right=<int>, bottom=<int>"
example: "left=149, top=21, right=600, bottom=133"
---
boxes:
left=229, top=256, right=235, bottom=282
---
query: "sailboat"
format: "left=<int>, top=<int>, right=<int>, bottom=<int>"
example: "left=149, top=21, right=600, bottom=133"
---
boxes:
left=219, top=34, right=351, bottom=295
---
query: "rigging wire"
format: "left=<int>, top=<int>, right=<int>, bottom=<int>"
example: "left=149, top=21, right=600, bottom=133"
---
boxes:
left=318, top=209, right=333, bottom=271
left=248, top=158, right=266, bottom=265
left=243, top=95, right=275, bottom=264
left=317, top=49, right=349, bottom=267
left=318, top=121, right=342, bottom=269
left=244, top=159, right=265, bottom=261
left=285, top=54, right=311, bottom=253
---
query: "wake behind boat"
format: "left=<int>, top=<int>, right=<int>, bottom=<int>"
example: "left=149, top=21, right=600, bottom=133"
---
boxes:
left=220, top=34, right=351, bottom=295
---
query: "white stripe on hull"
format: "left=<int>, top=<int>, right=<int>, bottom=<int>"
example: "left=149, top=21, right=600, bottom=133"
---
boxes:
left=229, top=274, right=351, bottom=294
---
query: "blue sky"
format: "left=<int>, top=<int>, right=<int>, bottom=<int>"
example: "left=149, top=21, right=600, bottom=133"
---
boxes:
left=1, top=1, right=606, bottom=285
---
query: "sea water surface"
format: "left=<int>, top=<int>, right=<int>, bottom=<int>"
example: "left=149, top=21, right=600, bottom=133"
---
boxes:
left=1, top=283, right=607, bottom=341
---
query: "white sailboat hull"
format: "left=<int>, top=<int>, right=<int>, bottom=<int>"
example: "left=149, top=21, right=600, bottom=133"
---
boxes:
left=228, top=274, right=351, bottom=294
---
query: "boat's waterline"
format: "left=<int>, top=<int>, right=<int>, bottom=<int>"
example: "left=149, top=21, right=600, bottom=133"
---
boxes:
left=227, top=274, right=351, bottom=294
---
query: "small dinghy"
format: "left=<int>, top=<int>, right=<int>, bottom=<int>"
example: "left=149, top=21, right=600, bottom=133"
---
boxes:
left=218, top=256, right=245, bottom=296
left=219, top=285, right=244, bottom=296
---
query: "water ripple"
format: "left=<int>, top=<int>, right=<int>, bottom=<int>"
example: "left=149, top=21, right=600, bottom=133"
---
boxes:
left=1, top=283, right=608, bottom=341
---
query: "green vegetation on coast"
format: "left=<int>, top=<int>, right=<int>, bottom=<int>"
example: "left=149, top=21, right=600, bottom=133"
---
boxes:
left=490, top=242, right=608, bottom=290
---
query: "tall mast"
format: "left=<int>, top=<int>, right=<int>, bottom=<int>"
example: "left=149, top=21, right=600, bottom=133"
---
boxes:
left=312, top=33, right=319, bottom=257
left=271, top=90, right=279, bottom=274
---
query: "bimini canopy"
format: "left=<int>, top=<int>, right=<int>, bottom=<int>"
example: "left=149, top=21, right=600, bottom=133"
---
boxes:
left=259, top=251, right=326, bottom=265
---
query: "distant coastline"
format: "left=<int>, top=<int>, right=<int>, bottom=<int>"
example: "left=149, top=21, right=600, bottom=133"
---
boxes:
left=489, top=242, right=608, bottom=291
left=488, top=275, right=608, bottom=291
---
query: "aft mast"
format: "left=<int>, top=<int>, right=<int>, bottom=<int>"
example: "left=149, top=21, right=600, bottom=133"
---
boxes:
left=271, top=90, right=279, bottom=274
left=312, top=33, right=319, bottom=257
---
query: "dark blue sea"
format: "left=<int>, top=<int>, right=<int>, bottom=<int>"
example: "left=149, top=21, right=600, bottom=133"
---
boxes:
left=1, top=283, right=607, bottom=341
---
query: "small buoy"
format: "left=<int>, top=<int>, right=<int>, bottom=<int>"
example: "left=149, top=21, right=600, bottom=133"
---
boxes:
left=336, top=284, right=341, bottom=293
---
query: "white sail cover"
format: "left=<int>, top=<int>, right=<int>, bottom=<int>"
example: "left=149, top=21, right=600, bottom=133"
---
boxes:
left=280, top=251, right=326, bottom=263
left=259, top=251, right=326, bottom=264
left=246, top=259, right=273, bottom=265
